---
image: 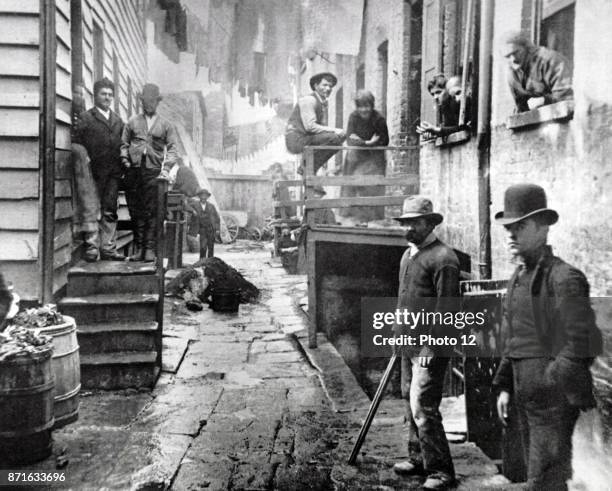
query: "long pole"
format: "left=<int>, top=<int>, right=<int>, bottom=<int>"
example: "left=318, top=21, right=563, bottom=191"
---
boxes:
left=348, top=354, right=398, bottom=465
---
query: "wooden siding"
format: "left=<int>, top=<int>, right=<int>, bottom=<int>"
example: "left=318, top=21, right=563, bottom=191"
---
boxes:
left=0, top=2, right=40, bottom=300
left=0, top=0, right=146, bottom=302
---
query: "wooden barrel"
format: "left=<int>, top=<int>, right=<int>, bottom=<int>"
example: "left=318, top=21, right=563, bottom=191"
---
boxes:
left=0, top=346, right=55, bottom=465
left=36, top=316, right=80, bottom=428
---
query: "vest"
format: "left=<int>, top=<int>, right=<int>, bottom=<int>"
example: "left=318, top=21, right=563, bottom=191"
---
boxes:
left=286, top=93, right=326, bottom=135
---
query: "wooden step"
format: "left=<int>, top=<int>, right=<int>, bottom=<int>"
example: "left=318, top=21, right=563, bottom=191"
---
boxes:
left=59, top=293, right=158, bottom=324
left=80, top=351, right=159, bottom=389
left=68, top=261, right=157, bottom=296
left=77, top=321, right=158, bottom=354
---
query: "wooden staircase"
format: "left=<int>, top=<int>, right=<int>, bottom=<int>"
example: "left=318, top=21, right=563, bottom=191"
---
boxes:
left=58, top=261, right=162, bottom=389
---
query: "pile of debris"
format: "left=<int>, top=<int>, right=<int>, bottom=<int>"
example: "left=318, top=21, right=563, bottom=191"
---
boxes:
left=0, top=326, right=51, bottom=361
left=12, top=304, right=64, bottom=328
left=166, top=257, right=259, bottom=310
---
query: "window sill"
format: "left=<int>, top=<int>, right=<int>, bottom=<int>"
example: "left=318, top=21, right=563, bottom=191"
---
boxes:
left=507, top=100, right=574, bottom=130
left=435, top=130, right=471, bottom=147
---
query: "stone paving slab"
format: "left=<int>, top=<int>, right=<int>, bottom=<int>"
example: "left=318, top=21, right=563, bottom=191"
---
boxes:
left=162, top=335, right=190, bottom=373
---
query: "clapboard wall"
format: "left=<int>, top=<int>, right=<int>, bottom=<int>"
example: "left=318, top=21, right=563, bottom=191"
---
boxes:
left=0, top=0, right=146, bottom=302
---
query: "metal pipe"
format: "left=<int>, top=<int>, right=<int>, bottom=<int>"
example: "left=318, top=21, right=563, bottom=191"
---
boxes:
left=477, top=0, right=495, bottom=280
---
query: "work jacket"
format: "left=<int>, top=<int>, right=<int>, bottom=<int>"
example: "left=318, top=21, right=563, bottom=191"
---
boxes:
left=120, top=113, right=178, bottom=172
left=493, top=246, right=602, bottom=409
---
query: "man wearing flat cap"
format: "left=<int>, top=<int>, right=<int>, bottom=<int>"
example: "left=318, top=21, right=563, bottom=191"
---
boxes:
left=285, top=72, right=346, bottom=174
left=121, top=83, right=178, bottom=262
left=492, top=184, right=602, bottom=490
left=391, top=196, right=459, bottom=490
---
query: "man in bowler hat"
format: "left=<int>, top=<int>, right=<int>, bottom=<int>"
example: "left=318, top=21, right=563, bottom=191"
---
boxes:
left=121, top=83, right=178, bottom=262
left=189, top=189, right=220, bottom=259
left=391, top=196, right=459, bottom=490
left=285, top=72, right=346, bottom=174
left=492, top=184, right=602, bottom=490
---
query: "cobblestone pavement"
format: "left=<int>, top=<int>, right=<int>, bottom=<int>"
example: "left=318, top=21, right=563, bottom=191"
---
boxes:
left=23, top=243, right=517, bottom=490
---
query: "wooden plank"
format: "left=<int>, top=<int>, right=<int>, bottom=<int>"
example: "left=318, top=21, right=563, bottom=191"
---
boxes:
left=0, top=169, right=38, bottom=198
left=56, top=0, right=70, bottom=21
left=0, top=230, right=38, bottom=260
left=55, top=6, right=71, bottom=48
left=82, top=1, right=93, bottom=29
left=55, top=178, right=72, bottom=198
left=53, top=263, right=70, bottom=296
left=304, top=195, right=407, bottom=209
left=0, top=0, right=38, bottom=14
left=0, top=92, right=39, bottom=108
left=55, top=125, right=71, bottom=151
left=307, top=232, right=317, bottom=348
left=0, top=14, right=39, bottom=45
left=56, top=68, right=72, bottom=100
left=310, top=228, right=408, bottom=247
left=0, top=77, right=38, bottom=95
left=306, top=174, right=419, bottom=187
left=0, top=108, right=38, bottom=137
left=53, top=219, right=72, bottom=250
left=273, top=199, right=303, bottom=208
left=0, top=260, right=39, bottom=301
left=56, top=42, right=71, bottom=73
left=55, top=149, right=72, bottom=179
left=56, top=107, right=72, bottom=125
left=0, top=46, right=38, bottom=76
left=55, top=198, right=73, bottom=220
left=0, top=138, right=38, bottom=168
left=53, top=243, right=72, bottom=269
left=0, top=200, right=38, bottom=229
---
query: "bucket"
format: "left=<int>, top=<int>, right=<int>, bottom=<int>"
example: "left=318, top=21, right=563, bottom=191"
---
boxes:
left=0, top=346, right=55, bottom=465
left=34, top=316, right=80, bottom=428
left=211, top=288, right=240, bottom=312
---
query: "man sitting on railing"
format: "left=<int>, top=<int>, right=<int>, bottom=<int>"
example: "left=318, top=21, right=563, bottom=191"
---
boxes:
left=285, top=72, right=346, bottom=175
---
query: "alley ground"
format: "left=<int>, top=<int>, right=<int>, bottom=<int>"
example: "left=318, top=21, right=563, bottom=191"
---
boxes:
left=20, top=243, right=515, bottom=490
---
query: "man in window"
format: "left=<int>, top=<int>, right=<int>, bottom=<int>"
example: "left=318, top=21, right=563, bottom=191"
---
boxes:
left=285, top=72, right=346, bottom=175
left=493, top=184, right=601, bottom=490
left=121, top=83, right=178, bottom=262
left=417, top=75, right=469, bottom=139
left=502, top=31, right=573, bottom=113
left=73, top=78, right=126, bottom=262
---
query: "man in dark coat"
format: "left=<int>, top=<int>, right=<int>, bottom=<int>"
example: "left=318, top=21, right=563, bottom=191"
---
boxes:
left=189, top=188, right=220, bottom=259
left=285, top=72, right=346, bottom=175
left=493, top=184, right=602, bottom=491
left=73, top=77, right=126, bottom=261
left=391, top=196, right=459, bottom=491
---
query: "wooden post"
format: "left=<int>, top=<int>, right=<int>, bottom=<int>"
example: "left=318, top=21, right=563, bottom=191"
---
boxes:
left=155, top=177, right=168, bottom=369
left=304, top=147, right=318, bottom=348
left=40, top=0, right=56, bottom=304
left=459, top=0, right=476, bottom=127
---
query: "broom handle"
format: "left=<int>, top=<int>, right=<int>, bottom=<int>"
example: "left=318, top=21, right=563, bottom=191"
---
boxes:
left=348, top=353, right=399, bottom=465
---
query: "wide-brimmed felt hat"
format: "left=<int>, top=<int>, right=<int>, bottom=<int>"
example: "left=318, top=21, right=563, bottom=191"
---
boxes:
left=393, top=196, right=443, bottom=225
left=495, top=183, right=558, bottom=225
left=309, top=72, right=338, bottom=91
left=196, top=188, right=211, bottom=198
left=141, top=83, right=162, bottom=99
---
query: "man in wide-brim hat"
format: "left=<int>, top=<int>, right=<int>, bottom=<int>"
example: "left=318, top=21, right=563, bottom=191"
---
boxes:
left=492, top=183, right=601, bottom=490
left=391, top=195, right=459, bottom=490
left=188, top=188, right=220, bottom=260
left=285, top=71, right=346, bottom=175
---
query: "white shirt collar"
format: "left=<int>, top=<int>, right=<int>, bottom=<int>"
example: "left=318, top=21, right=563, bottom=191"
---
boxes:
left=96, top=106, right=111, bottom=119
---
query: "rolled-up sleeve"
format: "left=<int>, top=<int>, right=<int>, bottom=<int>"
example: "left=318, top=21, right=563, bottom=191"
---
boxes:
left=299, top=96, right=335, bottom=134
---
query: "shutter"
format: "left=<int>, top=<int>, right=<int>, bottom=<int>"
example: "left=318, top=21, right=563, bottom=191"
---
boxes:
left=421, top=0, right=443, bottom=125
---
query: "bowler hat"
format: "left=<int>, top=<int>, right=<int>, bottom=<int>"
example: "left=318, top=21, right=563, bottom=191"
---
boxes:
left=495, top=183, right=558, bottom=225
left=309, top=72, right=338, bottom=91
left=141, top=83, right=162, bottom=99
left=393, top=196, right=443, bottom=225
left=197, top=188, right=211, bottom=198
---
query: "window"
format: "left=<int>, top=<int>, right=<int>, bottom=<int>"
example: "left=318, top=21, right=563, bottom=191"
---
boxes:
left=92, top=22, right=104, bottom=83
left=536, top=0, right=575, bottom=64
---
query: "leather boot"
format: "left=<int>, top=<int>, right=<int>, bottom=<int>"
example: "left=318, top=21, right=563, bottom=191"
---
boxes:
left=127, top=219, right=145, bottom=261
left=142, top=249, right=156, bottom=263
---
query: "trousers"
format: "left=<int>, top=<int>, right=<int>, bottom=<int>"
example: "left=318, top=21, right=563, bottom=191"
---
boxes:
left=199, top=230, right=215, bottom=258
left=285, top=131, right=345, bottom=174
left=124, top=166, right=160, bottom=251
left=401, top=356, right=454, bottom=477
left=511, top=357, right=579, bottom=491
left=93, top=172, right=120, bottom=255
